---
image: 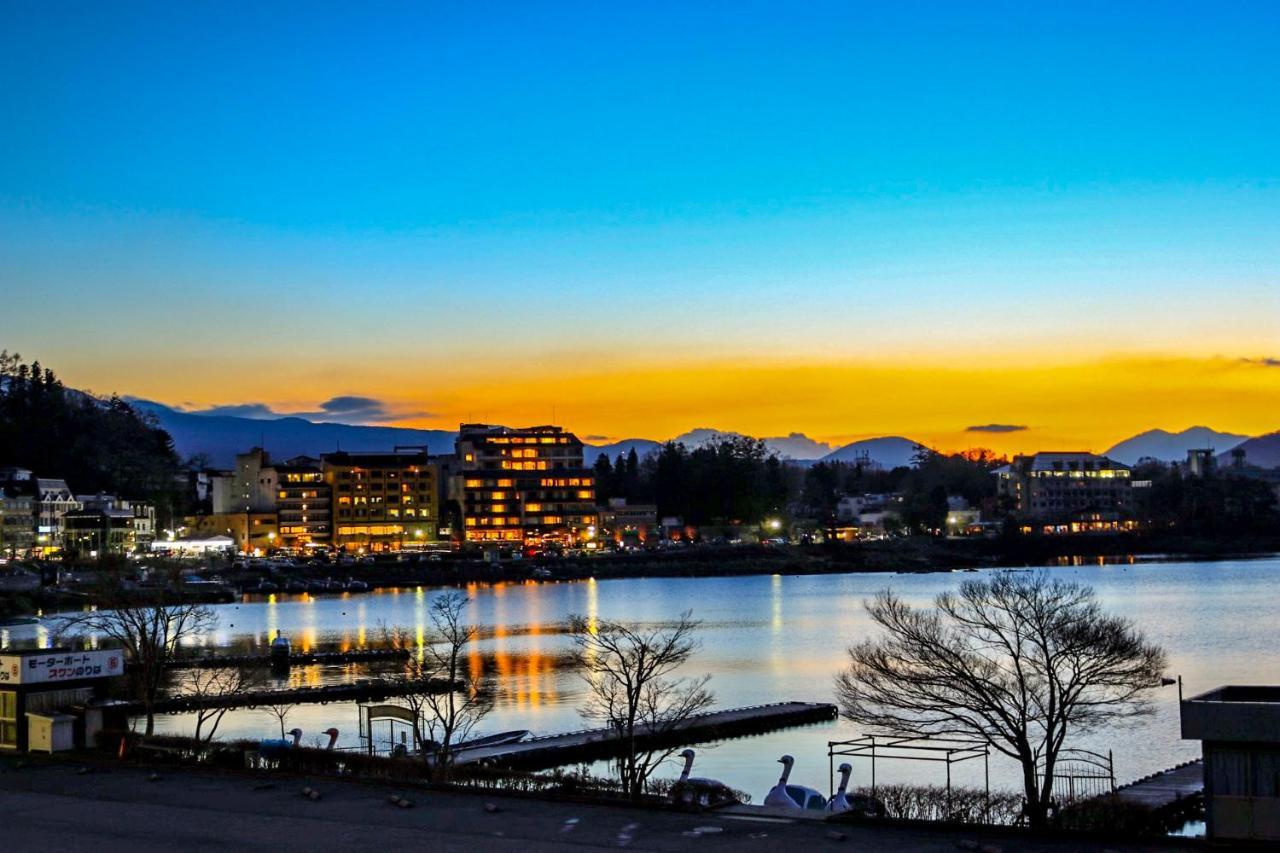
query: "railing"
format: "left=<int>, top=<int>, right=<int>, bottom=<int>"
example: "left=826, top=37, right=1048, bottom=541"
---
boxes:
left=1035, top=748, right=1115, bottom=803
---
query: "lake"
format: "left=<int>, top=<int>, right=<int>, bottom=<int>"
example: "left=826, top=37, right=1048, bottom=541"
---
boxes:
left=6, top=555, right=1278, bottom=804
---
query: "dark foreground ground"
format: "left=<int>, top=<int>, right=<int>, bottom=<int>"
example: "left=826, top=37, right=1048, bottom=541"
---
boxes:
left=0, top=759, right=1196, bottom=852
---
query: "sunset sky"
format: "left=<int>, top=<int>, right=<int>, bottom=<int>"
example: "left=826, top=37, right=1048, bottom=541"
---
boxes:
left=2, top=2, right=1278, bottom=453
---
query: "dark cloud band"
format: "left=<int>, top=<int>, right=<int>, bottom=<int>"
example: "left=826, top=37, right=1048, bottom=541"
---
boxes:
left=965, top=423, right=1028, bottom=433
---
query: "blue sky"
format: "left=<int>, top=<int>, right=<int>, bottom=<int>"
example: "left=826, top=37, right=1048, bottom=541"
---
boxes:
left=1, top=2, right=1278, bottom=447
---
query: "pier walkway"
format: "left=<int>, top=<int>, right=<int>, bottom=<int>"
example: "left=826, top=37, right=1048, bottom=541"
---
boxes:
left=456, top=701, right=838, bottom=770
left=162, top=648, right=410, bottom=670
left=1114, top=760, right=1203, bottom=811
left=138, top=677, right=453, bottom=715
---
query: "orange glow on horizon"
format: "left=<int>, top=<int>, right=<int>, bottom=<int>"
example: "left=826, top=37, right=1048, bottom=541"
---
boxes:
left=60, top=351, right=1280, bottom=456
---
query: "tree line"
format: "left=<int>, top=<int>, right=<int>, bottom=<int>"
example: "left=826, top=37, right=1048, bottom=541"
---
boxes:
left=594, top=435, right=1007, bottom=533
left=0, top=350, right=186, bottom=526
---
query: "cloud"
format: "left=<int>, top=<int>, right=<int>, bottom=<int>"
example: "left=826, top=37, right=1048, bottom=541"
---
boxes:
left=1241, top=357, right=1280, bottom=368
left=185, top=395, right=432, bottom=424
left=299, top=395, right=397, bottom=422
left=965, top=423, right=1029, bottom=433
left=582, top=434, right=611, bottom=442
left=194, top=403, right=280, bottom=418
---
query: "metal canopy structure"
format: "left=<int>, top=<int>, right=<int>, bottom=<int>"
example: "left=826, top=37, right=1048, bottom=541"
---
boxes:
left=828, top=734, right=991, bottom=815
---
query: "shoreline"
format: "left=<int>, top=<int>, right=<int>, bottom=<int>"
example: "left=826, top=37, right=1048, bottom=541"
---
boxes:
left=5, top=534, right=1278, bottom=621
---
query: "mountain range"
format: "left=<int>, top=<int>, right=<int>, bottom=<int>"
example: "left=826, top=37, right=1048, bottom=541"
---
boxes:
left=132, top=400, right=456, bottom=465
left=1103, top=426, right=1249, bottom=465
left=135, top=401, right=925, bottom=470
left=134, top=399, right=1273, bottom=472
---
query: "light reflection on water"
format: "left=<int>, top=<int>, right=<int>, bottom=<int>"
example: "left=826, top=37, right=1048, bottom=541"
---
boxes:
left=6, top=557, right=1280, bottom=804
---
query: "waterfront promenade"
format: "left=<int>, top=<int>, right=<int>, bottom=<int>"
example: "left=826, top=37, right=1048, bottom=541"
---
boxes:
left=0, top=758, right=1193, bottom=852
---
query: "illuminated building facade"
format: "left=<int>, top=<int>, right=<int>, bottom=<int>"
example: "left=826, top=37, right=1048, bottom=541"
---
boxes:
left=455, top=424, right=596, bottom=544
left=0, top=487, right=35, bottom=557
left=322, top=451, right=437, bottom=552
left=215, top=448, right=277, bottom=514
left=274, top=456, right=330, bottom=548
left=597, top=497, right=658, bottom=545
left=994, top=452, right=1134, bottom=529
left=63, top=495, right=155, bottom=555
left=182, top=511, right=278, bottom=554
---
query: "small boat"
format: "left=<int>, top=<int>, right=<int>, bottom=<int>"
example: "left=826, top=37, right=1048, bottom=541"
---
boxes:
left=345, top=578, right=369, bottom=592
left=284, top=579, right=307, bottom=594
left=449, top=730, right=531, bottom=751
left=255, top=580, right=279, bottom=593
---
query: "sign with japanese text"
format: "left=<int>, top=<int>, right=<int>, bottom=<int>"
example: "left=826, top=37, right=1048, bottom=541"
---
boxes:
left=0, top=650, right=124, bottom=685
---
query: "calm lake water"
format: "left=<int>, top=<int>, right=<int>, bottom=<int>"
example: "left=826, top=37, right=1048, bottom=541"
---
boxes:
left=7, top=556, right=1278, bottom=803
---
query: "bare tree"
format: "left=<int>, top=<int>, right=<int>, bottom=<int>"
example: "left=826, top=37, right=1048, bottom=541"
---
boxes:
left=264, top=701, right=293, bottom=740
left=57, top=564, right=217, bottom=735
left=385, top=592, right=492, bottom=779
left=835, top=572, right=1167, bottom=828
left=178, top=666, right=257, bottom=744
left=569, top=610, right=715, bottom=800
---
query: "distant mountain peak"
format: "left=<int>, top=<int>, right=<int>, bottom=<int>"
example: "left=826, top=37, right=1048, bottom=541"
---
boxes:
left=134, top=399, right=456, bottom=467
left=821, top=436, right=925, bottom=469
left=1105, top=426, right=1250, bottom=465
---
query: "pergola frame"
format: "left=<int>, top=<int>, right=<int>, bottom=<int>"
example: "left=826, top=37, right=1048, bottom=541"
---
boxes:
left=828, top=734, right=991, bottom=817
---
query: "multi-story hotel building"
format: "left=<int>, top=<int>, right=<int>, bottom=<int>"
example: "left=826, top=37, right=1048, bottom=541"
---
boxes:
left=455, top=424, right=596, bottom=545
left=274, top=456, right=331, bottom=549
left=322, top=451, right=437, bottom=552
left=994, top=452, right=1133, bottom=528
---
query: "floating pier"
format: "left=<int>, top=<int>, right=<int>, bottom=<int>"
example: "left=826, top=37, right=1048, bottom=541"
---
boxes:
left=455, top=701, right=838, bottom=770
left=163, top=648, right=410, bottom=670
left=1114, top=759, right=1204, bottom=811
left=138, top=677, right=454, bottom=715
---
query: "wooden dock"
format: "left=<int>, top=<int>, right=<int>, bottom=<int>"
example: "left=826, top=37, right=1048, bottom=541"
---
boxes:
left=138, top=677, right=453, bottom=715
left=1115, top=760, right=1203, bottom=811
left=163, top=648, right=409, bottom=670
left=455, top=701, right=838, bottom=770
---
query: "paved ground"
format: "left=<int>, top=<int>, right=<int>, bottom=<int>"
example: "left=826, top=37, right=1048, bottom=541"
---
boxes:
left=0, top=758, right=1195, bottom=852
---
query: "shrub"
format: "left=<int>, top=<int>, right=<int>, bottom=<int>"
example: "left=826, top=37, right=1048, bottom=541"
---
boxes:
left=841, top=784, right=1024, bottom=826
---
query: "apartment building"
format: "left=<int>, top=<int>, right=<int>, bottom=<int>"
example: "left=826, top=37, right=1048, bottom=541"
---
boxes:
left=322, top=451, right=437, bottom=552
left=274, top=456, right=331, bottom=548
left=455, top=424, right=596, bottom=545
left=994, top=451, right=1133, bottom=528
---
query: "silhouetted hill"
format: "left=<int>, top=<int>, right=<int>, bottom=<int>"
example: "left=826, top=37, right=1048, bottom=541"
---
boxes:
left=133, top=400, right=456, bottom=467
left=667, top=428, right=832, bottom=459
left=584, top=439, right=663, bottom=465
left=1105, top=426, right=1249, bottom=464
left=1220, top=431, right=1280, bottom=469
left=821, top=436, right=924, bottom=469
